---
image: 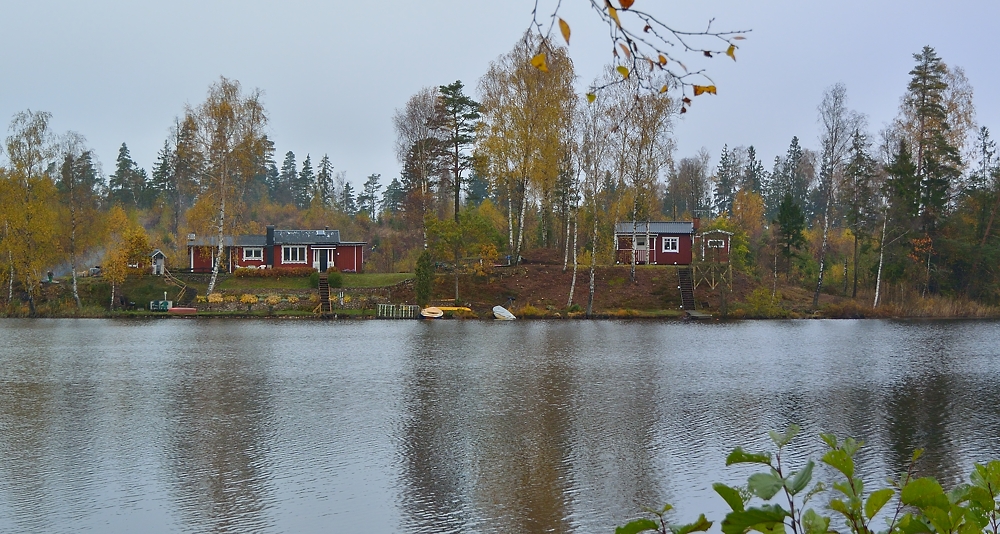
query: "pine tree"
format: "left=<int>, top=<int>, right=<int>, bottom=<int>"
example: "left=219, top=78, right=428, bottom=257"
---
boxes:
left=430, top=80, right=481, bottom=222
left=357, top=173, right=382, bottom=219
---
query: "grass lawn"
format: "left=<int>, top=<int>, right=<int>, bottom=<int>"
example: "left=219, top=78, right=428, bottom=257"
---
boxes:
left=340, top=273, right=413, bottom=288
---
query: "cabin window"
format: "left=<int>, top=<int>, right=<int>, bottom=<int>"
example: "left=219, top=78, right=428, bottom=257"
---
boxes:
left=635, top=236, right=647, bottom=249
left=662, top=237, right=679, bottom=253
left=707, top=239, right=726, bottom=248
left=243, top=247, right=263, bottom=260
left=282, top=246, right=307, bottom=263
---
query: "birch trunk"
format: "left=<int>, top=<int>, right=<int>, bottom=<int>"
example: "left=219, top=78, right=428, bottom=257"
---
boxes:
left=874, top=208, right=888, bottom=308
left=567, top=212, right=578, bottom=307
left=586, top=210, right=597, bottom=317
left=812, top=201, right=831, bottom=309
left=207, top=189, right=226, bottom=294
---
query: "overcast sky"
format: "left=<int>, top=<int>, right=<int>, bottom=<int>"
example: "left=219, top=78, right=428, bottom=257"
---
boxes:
left=2, top=0, right=997, bottom=187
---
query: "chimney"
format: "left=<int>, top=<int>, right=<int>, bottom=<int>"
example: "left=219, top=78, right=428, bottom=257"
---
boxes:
left=692, top=217, right=700, bottom=231
left=265, top=225, right=275, bottom=267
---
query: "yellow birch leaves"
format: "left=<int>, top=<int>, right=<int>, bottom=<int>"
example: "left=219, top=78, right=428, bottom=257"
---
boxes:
left=559, top=18, right=571, bottom=45
left=531, top=53, right=548, bottom=72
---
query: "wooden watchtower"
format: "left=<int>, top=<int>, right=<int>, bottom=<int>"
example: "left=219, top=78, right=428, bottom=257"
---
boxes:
left=693, top=229, right=733, bottom=290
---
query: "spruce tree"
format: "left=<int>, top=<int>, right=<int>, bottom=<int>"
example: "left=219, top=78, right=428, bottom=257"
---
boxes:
left=775, top=192, right=806, bottom=275
left=108, top=142, right=149, bottom=209
left=381, top=177, right=406, bottom=214
left=277, top=151, right=297, bottom=206
left=340, top=181, right=357, bottom=215
left=713, top=144, right=739, bottom=216
left=315, top=154, right=334, bottom=208
left=296, top=154, right=314, bottom=209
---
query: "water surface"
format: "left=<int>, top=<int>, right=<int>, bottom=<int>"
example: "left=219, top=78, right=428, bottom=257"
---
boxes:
left=1, top=318, right=999, bottom=533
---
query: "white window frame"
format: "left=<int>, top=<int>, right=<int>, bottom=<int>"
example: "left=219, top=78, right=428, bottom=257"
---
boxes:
left=707, top=239, right=726, bottom=249
left=662, top=237, right=679, bottom=253
left=634, top=235, right=647, bottom=249
left=282, top=245, right=307, bottom=264
left=243, top=247, right=263, bottom=261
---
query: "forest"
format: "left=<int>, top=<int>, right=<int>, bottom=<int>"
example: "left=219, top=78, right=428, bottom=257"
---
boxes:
left=1, top=34, right=997, bottom=316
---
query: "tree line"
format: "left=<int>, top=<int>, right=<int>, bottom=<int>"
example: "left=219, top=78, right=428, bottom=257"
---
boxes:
left=1, top=37, right=996, bottom=313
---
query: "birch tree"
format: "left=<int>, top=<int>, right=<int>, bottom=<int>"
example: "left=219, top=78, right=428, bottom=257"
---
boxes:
left=185, top=77, right=269, bottom=294
left=813, top=83, right=864, bottom=308
left=56, top=134, right=103, bottom=309
left=2, top=110, right=59, bottom=315
left=477, top=32, right=576, bottom=264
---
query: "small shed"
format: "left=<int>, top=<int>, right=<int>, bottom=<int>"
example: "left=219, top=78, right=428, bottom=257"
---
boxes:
left=150, top=249, right=166, bottom=275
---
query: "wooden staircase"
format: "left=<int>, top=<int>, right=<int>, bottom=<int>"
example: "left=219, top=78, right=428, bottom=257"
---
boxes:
left=162, top=267, right=195, bottom=305
left=317, top=273, right=332, bottom=314
left=678, top=267, right=696, bottom=310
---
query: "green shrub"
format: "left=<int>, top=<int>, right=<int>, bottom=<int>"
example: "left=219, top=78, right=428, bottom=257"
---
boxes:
left=327, top=270, right=343, bottom=288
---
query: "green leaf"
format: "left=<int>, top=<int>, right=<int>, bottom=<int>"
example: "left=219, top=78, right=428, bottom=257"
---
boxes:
left=787, top=461, right=814, bottom=495
left=768, top=424, right=800, bottom=448
left=616, top=518, right=660, bottom=534
left=726, top=447, right=772, bottom=466
left=821, top=449, right=854, bottom=479
left=865, top=488, right=894, bottom=519
left=801, top=509, right=831, bottom=534
left=901, top=477, right=948, bottom=510
left=720, top=505, right=789, bottom=534
left=674, top=514, right=713, bottom=534
left=749, top=472, right=784, bottom=500
left=829, top=499, right=849, bottom=518
left=714, top=483, right=746, bottom=512
left=819, top=433, right=838, bottom=449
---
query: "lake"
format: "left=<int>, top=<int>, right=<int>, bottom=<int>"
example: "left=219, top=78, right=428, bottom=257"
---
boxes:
left=1, top=318, right=999, bottom=533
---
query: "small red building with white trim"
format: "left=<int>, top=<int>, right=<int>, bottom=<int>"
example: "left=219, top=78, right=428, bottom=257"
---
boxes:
left=187, top=225, right=366, bottom=273
left=615, top=221, right=697, bottom=265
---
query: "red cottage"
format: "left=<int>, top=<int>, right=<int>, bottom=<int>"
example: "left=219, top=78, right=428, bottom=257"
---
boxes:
left=614, top=221, right=697, bottom=265
left=187, top=225, right=366, bottom=273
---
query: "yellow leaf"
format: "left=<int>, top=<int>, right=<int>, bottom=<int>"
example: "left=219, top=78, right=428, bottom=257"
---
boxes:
left=531, top=53, right=548, bottom=72
left=658, top=54, right=667, bottom=65
left=660, top=85, right=669, bottom=93
left=619, top=43, right=631, bottom=60
left=616, top=65, right=630, bottom=79
left=608, top=6, right=621, bottom=27
left=559, top=18, right=571, bottom=45
left=693, top=85, right=717, bottom=96
left=586, top=92, right=596, bottom=103
left=619, top=0, right=635, bottom=8
left=726, top=44, right=736, bottom=61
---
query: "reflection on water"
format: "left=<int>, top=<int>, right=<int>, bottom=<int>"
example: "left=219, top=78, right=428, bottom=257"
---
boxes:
left=1, top=318, right=1000, bottom=533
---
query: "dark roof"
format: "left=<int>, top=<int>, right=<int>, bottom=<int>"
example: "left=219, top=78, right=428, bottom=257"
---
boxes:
left=614, top=221, right=694, bottom=235
left=274, top=229, right=341, bottom=245
left=188, top=229, right=361, bottom=247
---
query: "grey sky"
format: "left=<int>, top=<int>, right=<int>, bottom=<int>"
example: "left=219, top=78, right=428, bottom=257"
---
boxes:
left=2, top=1, right=997, bottom=187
